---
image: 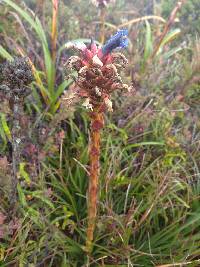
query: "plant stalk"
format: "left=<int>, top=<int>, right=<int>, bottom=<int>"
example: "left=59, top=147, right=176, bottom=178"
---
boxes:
left=51, top=0, right=58, bottom=64
left=86, top=108, right=104, bottom=253
left=10, top=96, right=24, bottom=213
left=100, top=7, right=106, bottom=44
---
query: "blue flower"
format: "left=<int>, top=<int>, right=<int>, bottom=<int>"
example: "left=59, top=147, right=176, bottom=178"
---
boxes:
left=101, top=29, right=128, bottom=55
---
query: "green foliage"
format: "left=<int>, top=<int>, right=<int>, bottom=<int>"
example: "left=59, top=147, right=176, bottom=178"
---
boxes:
left=1, top=114, right=200, bottom=266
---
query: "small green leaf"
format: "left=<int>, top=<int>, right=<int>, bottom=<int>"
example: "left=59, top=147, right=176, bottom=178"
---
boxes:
left=0, top=46, right=13, bottom=60
left=17, top=184, right=27, bottom=207
left=144, top=20, right=153, bottom=61
left=19, top=162, right=31, bottom=185
left=0, top=113, right=12, bottom=142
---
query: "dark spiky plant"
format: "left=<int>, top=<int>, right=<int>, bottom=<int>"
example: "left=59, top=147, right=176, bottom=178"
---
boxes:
left=65, top=30, right=130, bottom=253
left=0, top=57, right=33, bottom=210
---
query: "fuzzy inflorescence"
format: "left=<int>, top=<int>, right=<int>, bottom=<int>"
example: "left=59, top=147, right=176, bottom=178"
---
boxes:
left=65, top=30, right=130, bottom=112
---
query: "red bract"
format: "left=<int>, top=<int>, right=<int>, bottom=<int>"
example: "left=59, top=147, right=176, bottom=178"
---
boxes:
left=65, top=37, right=130, bottom=112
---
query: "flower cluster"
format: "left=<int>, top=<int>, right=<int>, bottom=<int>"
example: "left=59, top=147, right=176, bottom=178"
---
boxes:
left=91, top=0, right=115, bottom=8
left=65, top=30, right=130, bottom=112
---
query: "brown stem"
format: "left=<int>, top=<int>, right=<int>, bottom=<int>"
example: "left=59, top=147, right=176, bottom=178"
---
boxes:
left=86, top=108, right=104, bottom=253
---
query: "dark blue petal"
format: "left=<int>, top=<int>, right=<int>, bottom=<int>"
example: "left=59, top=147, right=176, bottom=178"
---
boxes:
left=101, top=29, right=128, bottom=55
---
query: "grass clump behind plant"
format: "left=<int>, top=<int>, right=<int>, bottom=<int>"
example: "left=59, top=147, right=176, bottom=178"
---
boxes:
left=1, top=109, right=200, bottom=266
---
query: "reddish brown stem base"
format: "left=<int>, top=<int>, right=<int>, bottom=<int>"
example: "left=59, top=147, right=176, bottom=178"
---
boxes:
left=86, top=110, right=104, bottom=253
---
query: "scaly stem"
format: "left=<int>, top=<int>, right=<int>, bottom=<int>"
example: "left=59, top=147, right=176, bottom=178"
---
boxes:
left=11, top=96, right=24, bottom=213
left=86, top=109, right=104, bottom=253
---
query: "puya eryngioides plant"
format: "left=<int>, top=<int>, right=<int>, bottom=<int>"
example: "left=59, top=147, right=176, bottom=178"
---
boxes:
left=0, top=57, right=33, bottom=211
left=65, top=29, right=130, bottom=253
